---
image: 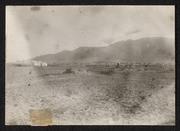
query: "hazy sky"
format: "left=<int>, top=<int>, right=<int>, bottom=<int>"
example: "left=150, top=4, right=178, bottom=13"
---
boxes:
left=6, top=6, right=174, bottom=63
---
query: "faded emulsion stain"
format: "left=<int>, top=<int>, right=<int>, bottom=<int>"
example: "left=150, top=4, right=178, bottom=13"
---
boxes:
left=125, top=29, right=141, bottom=36
left=25, top=34, right=30, bottom=41
left=29, top=109, right=52, bottom=126
left=44, top=23, right=49, bottom=28
left=169, top=15, right=174, bottom=21
left=88, top=6, right=105, bottom=15
left=28, top=70, right=32, bottom=87
left=30, top=6, right=41, bottom=12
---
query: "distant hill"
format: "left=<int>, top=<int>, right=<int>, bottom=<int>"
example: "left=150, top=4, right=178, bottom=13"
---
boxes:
left=32, top=37, right=175, bottom=64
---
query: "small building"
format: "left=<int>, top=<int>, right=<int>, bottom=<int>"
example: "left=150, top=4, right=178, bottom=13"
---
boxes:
left=42, top=62, right=48, bottom=66
left=32, top=61, right=48, bottom=67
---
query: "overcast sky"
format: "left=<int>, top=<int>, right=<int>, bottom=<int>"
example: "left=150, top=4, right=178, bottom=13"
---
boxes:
left=6, top=6, right=174, bottom=63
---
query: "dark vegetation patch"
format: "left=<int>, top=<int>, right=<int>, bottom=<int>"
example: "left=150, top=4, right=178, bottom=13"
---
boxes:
left=87, top=67, right=115, bottom=75
left=41, top=73, right=62, bottom=77
left=62, top=68, right=75, bottom=74
left=99, top=69, right=114, bottom=75
left=140, top=95, right=146, bottom=100
left=128, top=103, right=141, bottom=114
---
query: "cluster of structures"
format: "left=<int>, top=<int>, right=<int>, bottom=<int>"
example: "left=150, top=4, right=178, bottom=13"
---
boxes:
left=14, top=60, right=48, bottom=67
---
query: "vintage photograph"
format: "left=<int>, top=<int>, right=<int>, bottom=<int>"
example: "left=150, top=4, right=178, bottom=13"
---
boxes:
left=6, top=6, right=175, bottom=125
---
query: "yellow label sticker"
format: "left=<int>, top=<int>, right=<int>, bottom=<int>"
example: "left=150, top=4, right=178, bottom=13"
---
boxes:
left=29, top=109, right=52, bottom=126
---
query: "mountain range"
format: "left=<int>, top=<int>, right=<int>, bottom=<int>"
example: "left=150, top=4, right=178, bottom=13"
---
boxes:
left=32, top=37, right=175, bottom=64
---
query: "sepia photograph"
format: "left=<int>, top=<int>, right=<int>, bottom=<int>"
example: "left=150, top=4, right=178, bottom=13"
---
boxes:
left=5, top=6, right=175, bottom=125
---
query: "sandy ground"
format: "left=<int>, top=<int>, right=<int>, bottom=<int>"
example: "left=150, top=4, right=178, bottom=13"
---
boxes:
left=5, top=65, right=175, bottom=125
